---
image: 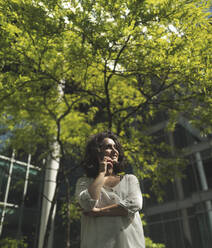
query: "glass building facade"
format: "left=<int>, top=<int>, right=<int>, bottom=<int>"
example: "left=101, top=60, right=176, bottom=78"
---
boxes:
left=0, top=151, right=43, bottom=247
left=143, top=120, right=212, bottom=248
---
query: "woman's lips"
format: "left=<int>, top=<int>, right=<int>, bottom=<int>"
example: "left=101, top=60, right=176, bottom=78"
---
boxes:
left=105, top=156, right=118, bottom=166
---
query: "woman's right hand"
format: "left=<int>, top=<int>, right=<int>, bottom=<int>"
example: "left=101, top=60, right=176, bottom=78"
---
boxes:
left=98, top=156, right=113, bottom=175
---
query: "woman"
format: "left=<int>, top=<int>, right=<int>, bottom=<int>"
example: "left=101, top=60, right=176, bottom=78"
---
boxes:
left=75, top=131, right=145, bottom=248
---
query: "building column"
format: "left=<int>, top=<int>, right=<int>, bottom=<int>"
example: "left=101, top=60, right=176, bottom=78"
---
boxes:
left=168, top=132, right=192, bottom=247
left=195, top=151, right=212, bottom=235
left=38, top=142, right=60, bottom=248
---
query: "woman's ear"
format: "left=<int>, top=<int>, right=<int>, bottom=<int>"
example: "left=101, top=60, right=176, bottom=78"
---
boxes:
left=96, top=146, right=103, bottom=160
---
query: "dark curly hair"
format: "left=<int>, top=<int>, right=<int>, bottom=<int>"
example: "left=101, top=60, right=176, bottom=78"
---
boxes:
left=82, top=131, right=126, bottom=178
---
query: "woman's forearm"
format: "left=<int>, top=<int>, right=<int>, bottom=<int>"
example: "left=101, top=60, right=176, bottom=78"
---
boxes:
left=84, top=204, right=128, bottom=217
left=88, top=173, right=105, bottom=200
left=100, top=204, right=128, bottom=216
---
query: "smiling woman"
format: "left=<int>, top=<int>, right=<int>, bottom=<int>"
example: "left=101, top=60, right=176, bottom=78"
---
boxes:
left=75, top=131, right=145, bottom=248
left=81, top=131, right=125, bottom=178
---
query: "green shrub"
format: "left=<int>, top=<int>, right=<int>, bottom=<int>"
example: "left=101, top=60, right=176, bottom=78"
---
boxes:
left=145, top=237, right=165, bottom=248
left=0, top=238, right=28, bottom=248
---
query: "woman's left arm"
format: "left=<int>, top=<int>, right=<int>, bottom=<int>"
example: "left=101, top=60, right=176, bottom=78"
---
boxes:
left=83, top=204, right=128, bottom=217
left=118, top=174, right=143, bottom=215
left=84, top=174, right=143, bottom=217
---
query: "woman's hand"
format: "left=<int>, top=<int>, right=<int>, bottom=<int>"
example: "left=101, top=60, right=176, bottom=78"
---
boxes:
left=83, top=205, right=128, bottom=217
left=83, top=207, right=101, bottom=217
left=98, top=156, right=113, bottom=175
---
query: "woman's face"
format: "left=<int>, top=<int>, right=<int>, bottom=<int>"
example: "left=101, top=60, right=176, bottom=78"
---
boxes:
left=100, top=138, right=119, bottom=165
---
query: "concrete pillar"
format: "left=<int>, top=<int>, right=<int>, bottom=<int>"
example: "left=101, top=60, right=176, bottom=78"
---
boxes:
left=168, top=132, right=192, bottom=247
left=195, top=151, right=212, bottom=235
left=38, top=142, right=60, bottom=248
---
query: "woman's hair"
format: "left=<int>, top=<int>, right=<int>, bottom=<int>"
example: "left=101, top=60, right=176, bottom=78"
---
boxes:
left=82, top=131, right=125, bottom=178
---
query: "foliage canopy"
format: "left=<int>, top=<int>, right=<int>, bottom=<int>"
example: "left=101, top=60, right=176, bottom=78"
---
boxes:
left=0, top=0, right=211, bottom=190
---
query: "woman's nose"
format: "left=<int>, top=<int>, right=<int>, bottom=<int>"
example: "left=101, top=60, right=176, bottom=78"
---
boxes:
left=112, top=147, right=118, bottom=155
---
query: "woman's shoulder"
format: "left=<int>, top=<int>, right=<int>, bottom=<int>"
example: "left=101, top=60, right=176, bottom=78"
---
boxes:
left=76, top=175, right=93, bottom=185
left=124, top=173, right=139, bottom=182
left=124, top=173, right=138, bottom=179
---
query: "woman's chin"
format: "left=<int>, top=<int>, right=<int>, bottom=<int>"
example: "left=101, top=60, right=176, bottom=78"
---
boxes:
left=106, top=166, right=113, bottom=175
left=107, top=164, right=113, bottom=170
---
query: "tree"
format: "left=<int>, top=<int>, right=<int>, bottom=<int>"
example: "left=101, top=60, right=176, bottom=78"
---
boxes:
left=0, top=0, right=211, bottom=247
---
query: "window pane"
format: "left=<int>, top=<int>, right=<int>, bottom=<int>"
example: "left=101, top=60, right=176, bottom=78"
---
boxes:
left=0, top=159, right=10, bottom=202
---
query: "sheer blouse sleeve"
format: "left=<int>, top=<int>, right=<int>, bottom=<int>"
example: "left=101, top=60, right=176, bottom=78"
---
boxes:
left=75, top=177, right=98, bottom=211
left=118, top=174, right=143, bottom=217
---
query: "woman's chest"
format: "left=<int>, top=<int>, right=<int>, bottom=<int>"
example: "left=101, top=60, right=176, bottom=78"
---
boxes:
left=104, top=176, right=121, bottom=188
left=101, top=177, right=128, bottom=202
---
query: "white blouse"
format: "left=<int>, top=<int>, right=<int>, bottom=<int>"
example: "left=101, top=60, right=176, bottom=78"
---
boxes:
left=75, top=174, right=145, bottom=248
